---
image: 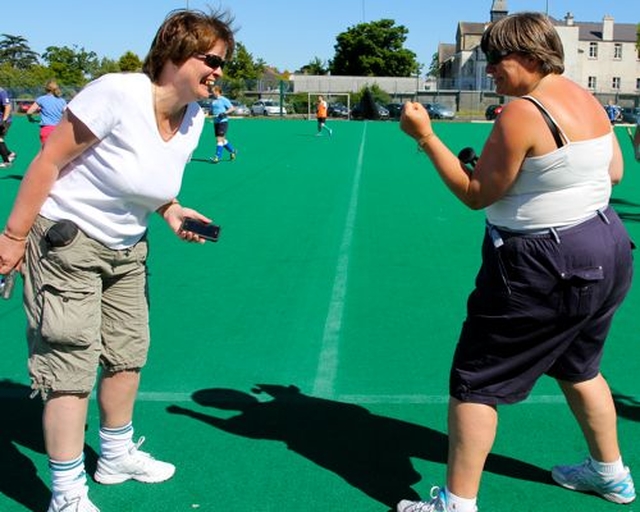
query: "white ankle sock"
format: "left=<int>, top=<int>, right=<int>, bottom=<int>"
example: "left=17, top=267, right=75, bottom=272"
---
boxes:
left=99, top=422, right=134, bottom=460
left=589, top=456, right=625, bottom=475
left=49, top=453, right=86, bottom=497
left=445, top=488, right=478, bottom=512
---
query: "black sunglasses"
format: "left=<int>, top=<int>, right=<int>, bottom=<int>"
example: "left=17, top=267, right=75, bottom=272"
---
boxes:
left=484, top=49, right=513, bottom=65
left=195, top=54, right=226, bottom=70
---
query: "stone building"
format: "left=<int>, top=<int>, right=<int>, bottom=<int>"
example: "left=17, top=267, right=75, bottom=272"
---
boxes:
left=440, top=0, right=640, bottom=96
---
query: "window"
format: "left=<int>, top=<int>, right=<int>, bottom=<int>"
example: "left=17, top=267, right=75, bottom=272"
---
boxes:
left=612, top=77, right=621, bottom=90
left=636, top=78, right=640, bottom=91
left=589, top=42, right=598, bottom=58
left=588, top=76, right=597, bottom=90
left=614, top=44, right=622, bottom=59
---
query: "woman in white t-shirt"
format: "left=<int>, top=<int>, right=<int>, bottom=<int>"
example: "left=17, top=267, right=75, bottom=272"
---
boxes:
left=0, top=8, right=235, bottom=512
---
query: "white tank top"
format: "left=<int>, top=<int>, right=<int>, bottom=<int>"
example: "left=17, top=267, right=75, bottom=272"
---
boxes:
left=485, top=96, right=612, bottom=231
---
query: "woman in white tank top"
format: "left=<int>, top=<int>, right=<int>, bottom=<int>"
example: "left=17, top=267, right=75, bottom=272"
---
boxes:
left=397, top=11, right=634, bottom=512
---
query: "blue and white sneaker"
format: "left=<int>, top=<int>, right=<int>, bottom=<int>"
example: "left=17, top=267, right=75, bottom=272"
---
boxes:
left=552, top=458, right=636, bottom=504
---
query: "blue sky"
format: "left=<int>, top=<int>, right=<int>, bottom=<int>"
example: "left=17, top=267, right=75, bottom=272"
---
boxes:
left=7, top=0, right=639, bottom=73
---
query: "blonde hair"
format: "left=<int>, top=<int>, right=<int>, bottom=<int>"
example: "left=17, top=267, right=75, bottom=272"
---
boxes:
left=45, top=79, right=63, bottom=97
left=481, top=12, right=564, bottom=75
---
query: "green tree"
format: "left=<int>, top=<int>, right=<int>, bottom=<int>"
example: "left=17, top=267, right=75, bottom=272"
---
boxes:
left=94, top=57, right=121, bottom=77
left=329, top=19, right=418, bottom=77
left=0, top=61, right=52, bottom=91
left=0, top=34, right=40, bottom=70
left=298, top=57, right=327, bottom=75
left=42, top=45, right=100, bottom=87
left=427, top=52, right=439, bottom=77
left=118, top=51, right=143, bottom=72
left=225, top=42, right=264, bottom=80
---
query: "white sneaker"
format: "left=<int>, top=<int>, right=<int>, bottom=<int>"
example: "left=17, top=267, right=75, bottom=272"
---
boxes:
left=398, top=487, right=448, bottom=512
left=94, top=436, right=175, bottom=485
left=397, top=486, right=478, bottom=512
left=47, top=486, right=99, bottom=512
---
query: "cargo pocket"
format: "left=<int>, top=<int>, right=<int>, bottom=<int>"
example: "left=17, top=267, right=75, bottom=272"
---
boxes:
left=560, top=266, right=604, bottom=317
left=40, top=284, right=99, bottom=346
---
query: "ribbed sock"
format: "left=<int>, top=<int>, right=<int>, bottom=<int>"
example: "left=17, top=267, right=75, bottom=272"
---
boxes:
left=99, top=422, right=134, bottom=460
left=445, top=487, right=478, bottom=512
left=590, top=456, right=625, bottom=475
left=49, top=453, right=87, bottom=499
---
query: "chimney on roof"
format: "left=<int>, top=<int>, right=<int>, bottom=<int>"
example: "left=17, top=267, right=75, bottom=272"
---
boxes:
left=490, top=0, right=508, bottom=22
left=564, top=12, right=574, bottom=26
left=602, top=15, right=614, bottom=41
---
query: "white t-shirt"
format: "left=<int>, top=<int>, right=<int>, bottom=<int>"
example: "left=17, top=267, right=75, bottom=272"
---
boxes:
left=40, top=73, right=204, bottom=249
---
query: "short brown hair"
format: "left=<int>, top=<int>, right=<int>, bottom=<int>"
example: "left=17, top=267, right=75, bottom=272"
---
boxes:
left=481, top=12, right=564, bottom=75
left=143, top=8, right=235, bottom=82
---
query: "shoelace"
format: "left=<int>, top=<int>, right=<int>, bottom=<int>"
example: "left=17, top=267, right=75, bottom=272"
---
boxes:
left=56, top=490, right=98, bottom=512
left=404, top=487, right=446, bottom=512
left=128, top=436, right=158, bottom=466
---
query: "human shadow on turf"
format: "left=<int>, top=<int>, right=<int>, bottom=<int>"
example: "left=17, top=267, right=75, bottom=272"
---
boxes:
left=612, top=390, right=640, bottom=422
left=0, top=380, right=49, bottom=511
left=0, top=380, right=100, bottom=511
left=0, top=173, right=23, bottom=181
left=167, top=384, right=553, bottom=508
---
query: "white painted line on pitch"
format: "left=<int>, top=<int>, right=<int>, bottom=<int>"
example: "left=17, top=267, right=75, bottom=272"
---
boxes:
left=312, top=124, right=368, bottom=399
left=125, top=392, right=569, bottom=405
left=337, top=394, right=568, bottom=404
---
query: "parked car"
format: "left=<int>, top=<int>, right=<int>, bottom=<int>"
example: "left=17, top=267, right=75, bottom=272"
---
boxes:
left=423, top=103, right=455, bottom=120
left=230, top=100, right=250, bottom=116
left=621, top=107, right=640, bottom=124
left=485, top=104, right=504, bottom=120
left=350, top=102, right=390, bottom=120
left=327, top=102, right=349, bottom=118
left=385, top=102, right=404, bottom=120
left=250, top=99, right=287, bottom=116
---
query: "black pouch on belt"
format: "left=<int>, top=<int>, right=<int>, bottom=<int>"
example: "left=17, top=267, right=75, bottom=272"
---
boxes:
left=45, top=219, right=79, bottom=248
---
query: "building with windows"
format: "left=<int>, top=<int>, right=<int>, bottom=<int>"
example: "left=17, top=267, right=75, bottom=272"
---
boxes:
left=439, top=0, right=639, bottom=99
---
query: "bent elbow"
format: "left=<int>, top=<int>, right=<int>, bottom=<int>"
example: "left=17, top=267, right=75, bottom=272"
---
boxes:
left=464, top=196, right=487, bottom=210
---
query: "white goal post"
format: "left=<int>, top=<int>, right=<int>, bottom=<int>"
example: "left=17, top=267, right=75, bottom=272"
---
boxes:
left=307, top=92, right=351, bottom=120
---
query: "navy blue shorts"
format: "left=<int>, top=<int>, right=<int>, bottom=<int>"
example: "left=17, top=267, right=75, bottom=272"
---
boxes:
left=450, top=207, right=633, bottom=405
left=214, top=121, right=229, bottom=138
